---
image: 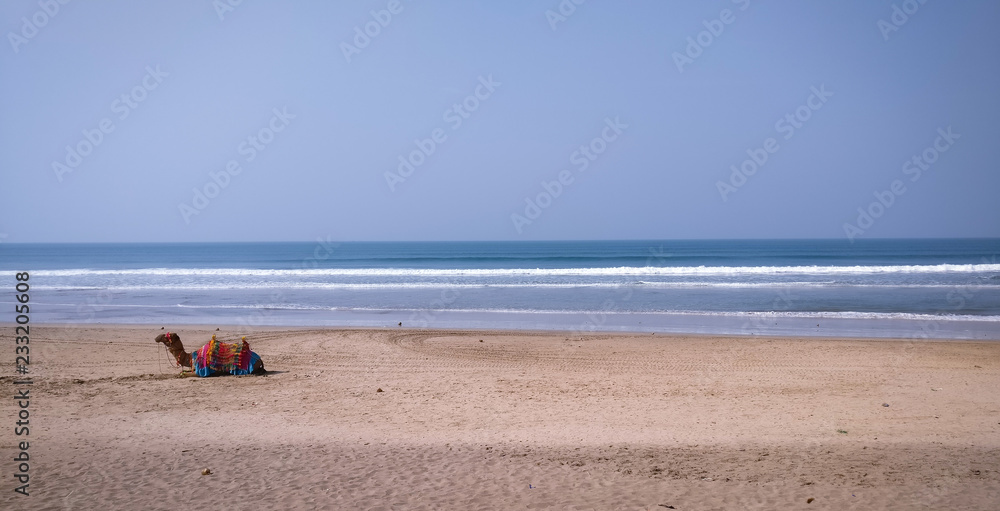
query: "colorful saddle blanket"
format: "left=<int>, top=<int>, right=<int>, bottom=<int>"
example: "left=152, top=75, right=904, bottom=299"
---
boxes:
left=192, top=339, right=262, bottom=377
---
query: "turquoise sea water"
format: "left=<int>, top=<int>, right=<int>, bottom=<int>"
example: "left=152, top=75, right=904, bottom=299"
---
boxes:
left=2, top=239, right=999, bottom=339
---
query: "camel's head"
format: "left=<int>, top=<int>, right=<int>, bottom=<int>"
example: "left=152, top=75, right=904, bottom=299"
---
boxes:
left=154, top=332, right=181, bottom=349
left=155, top=332, right=192, bottom=368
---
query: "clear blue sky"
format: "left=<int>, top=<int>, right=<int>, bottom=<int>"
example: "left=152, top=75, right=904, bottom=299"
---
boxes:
left=1, top=0, right=998, bottom=242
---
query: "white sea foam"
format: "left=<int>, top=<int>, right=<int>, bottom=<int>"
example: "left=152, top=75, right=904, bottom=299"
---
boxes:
left=312, top=307, right=1000, bottom=322
left=17, top=300, right=1000, bottom=322
left=25, top=263, right=1000, bottom=278
left=28, top=281, right=1000, bottom=291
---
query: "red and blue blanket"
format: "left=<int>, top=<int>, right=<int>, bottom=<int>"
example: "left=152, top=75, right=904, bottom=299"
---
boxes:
left=192, top=337, right=264, bottom=377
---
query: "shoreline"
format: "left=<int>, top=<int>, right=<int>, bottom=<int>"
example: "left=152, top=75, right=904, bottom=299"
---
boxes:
left=10, top=305, right=1000, bottom=340
left=3, top=325, right=998, bottom=509
left=5, top=321, right=999, bottom=342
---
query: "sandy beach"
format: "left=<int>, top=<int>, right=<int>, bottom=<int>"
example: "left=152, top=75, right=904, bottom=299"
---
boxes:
left=2, top=325, right=998, bottom=510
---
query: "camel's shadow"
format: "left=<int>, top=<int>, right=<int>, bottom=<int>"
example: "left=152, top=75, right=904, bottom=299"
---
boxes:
left=175, top=370, right=289, bottom=379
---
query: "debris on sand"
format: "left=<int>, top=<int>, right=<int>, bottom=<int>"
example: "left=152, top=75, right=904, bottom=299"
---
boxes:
left=202, top=468, right=212, bottom=475
left=376, top=388, right=384, bottom=393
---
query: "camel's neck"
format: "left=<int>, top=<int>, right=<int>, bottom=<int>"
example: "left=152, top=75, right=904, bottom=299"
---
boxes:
left=164, top=336, right=192, bottom=368
left=171, top=347, right=192, bottom=368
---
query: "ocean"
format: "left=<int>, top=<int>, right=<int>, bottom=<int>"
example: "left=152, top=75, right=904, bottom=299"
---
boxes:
left=2, top=239, right=999, bottom=339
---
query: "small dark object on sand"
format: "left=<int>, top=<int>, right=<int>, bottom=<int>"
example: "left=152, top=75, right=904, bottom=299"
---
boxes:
left=882, top=403, right=890, bottom=407
left=480, top=340, right=484, bottom=342
left=216, top=327, right=220, bottom=331
left=202, top=468, right=212, bottom=475
left=377, top=388, right=383, bottom=393
left=398, top=322, right=402, bottom=326
left=161, top=326, right=164, bottom=330
left=658, top=506, right=675, bottom=509
left=807, top=497, right=815, bottom=503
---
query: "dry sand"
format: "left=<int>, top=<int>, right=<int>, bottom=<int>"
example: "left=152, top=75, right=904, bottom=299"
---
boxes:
left=2, top=325, right=999, bottom=510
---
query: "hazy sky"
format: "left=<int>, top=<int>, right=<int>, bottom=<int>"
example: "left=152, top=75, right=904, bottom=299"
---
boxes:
left=1, top=0, right=998, bottom=242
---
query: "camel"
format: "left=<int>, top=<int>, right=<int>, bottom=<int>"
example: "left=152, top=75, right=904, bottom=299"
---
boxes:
left=155, top=332, right=265, bottom=376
